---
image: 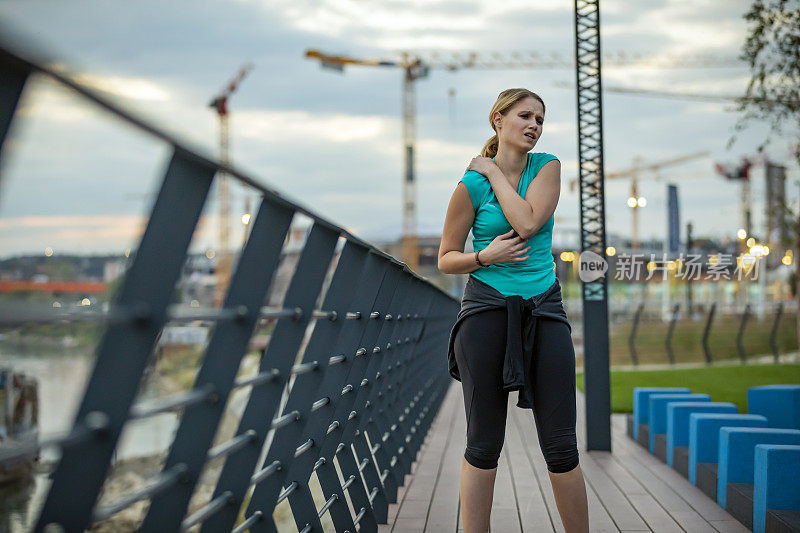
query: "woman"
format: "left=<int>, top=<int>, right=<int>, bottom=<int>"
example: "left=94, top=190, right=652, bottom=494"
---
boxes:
left=437, top=88, right=589, bottom=532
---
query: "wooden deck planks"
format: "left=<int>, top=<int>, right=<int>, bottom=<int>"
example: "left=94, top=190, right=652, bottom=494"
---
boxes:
left=490, top=446, right=523, bottom=532
left=578, top=452, right=650, bottom=531
left=607, top=413, right=746, bottom=531
left=511, top=399, right=619, bottom=533
left=589, top=451, right=684, bottom=532
left=575, top=394, right=651, bottom=532
left=607, top=414, right=726, bottom=533
left=382, top=382, right=460, bottom=532
left=426, top=386, right=464, bottom=533
left=606, top=433, right=718, bottom=533
left=377, top=383, right=750, bottom=533
left=511, top=404, right=568, bottom=532
left=506, top=404, right=556, bottom=533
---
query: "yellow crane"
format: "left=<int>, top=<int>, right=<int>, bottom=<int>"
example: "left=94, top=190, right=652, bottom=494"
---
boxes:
left=209, top=63, right=253, bottom=306
left=569, top=151, right=710, bottom=250
left=305, top=49, right=737, bottom=268
left=306, top=50, right=429, bottom=270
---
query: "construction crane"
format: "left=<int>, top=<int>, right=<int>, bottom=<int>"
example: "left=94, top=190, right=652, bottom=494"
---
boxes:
left=309, top=49, right=740, bottom=72
left=209, top=63, right=253, bottom=307
left=714, top=156, right=759, bottom=257
left=306, top=50, right=428, bottom=270
left=570, top=151, right=710, bottom=250
left=305, top=49, right=738, bottom=269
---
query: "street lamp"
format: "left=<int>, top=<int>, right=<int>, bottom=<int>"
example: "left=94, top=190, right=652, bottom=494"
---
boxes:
left=627, top=196, right=646, bottom=208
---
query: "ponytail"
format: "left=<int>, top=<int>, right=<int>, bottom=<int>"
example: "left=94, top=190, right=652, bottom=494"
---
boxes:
left=481, top=134, right=499, bottom=158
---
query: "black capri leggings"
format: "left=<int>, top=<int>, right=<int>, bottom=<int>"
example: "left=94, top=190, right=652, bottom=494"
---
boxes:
left=453, top=307, right=579, bottom=473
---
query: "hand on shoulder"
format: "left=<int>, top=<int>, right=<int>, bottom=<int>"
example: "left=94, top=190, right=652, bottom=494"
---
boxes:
left=466, top=156, right=498, bottom=178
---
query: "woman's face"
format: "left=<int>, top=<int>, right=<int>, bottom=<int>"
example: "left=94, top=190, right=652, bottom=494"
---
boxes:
left=494, top=97, right=544, bottom=152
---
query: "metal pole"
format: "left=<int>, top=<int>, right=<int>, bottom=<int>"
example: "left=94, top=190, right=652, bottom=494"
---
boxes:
left=574, top=0, right=611, bottom=451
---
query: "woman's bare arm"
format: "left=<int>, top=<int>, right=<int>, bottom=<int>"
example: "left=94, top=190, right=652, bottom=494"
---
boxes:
left=466, top=157, right=560, bottom=240
left=437, top=182, right=487, bottom=274
left=484, top=159, right=561, bottom=239
left=482, top=165, right=537, bottom=239
left=521, top=159, right=561, bottom=236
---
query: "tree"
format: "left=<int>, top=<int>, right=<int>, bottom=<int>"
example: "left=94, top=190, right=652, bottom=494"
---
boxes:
left=731, top=0, right=800, bottom=155
left=731, top=0, right=800, bottom=351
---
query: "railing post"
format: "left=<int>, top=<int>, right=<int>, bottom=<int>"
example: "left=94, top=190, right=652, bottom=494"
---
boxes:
left=138, top=195, right=294, bottom=530
left=372, top=278, right=438, bottom=484
left=665, top=303, right=680, bottom=365
left=35, top=149, right=216, bottom=532
left=271, top=251, right=392, bottom=533
left=306, top=262, right=407, bottom=527
left=348, top=276, right=418, bottom=504
left=176, top=221, right=338, bottom=533
left=382, top=279, right=437, bottom=478
left=222, top=238, right=367, bottom=533
left=291, top=256, right=402, bottom=532
left=769, top=302, right=783, bottom=363
left=628, top=302, right=643, bottom=366
left=701, top=302, right=716, bottom=364
left=736, top=303, right=750, bottom=364
left=0, top=49, right=30, bottom=183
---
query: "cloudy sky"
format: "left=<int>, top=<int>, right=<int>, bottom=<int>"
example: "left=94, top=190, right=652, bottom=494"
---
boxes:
left=0, top=0, right=797, bottom=258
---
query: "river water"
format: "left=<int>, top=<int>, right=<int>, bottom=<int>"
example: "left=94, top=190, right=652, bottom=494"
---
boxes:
left=0, top=352, right=178, bottom=532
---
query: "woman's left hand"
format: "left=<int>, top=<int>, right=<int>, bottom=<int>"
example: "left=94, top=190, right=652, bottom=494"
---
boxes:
left=466, top=156, right=498, bottom=178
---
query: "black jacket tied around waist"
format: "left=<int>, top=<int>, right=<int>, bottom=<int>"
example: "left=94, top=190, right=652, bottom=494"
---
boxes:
left=447, top=275, right=572, bottom=409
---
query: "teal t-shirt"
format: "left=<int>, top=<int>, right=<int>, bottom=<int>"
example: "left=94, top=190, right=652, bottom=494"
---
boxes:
left=459, top=152, right=559, bottom=299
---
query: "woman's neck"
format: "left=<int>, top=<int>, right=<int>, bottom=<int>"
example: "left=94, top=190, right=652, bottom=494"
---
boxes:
left=493, top=146, right=528, bottom=184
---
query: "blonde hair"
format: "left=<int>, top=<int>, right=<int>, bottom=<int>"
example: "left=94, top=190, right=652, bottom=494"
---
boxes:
left=480, top=88, right=545, bottom=158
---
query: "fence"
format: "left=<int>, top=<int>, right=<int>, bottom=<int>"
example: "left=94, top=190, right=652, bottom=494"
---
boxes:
left=605, top=301, right=797, bottom=367
left=0, top=34, right=459, bottom=532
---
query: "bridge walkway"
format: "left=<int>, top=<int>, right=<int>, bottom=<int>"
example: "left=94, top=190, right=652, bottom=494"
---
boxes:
left=381, top=384, right=748, bottom=533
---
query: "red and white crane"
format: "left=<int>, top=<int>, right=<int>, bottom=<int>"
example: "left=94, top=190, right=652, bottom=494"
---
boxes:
left=209, top=63, right=253, bottom=306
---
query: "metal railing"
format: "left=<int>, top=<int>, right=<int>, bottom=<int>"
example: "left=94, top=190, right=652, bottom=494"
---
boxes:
left=0, top=33, right=459, bottom=532
left=620, top=301, right=795, bottom=367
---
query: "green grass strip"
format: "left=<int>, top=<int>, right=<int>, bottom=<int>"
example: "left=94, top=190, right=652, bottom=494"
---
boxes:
left=576, top=364, right=800, bottom=413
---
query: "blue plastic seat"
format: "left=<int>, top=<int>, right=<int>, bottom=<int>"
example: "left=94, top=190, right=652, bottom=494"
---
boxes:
left=753, top=444, right=800, bottom=533
left=666, top=402, right=737, bottom=467
left=633, top=387, right=690, bottom=444
left=717, top=427, right=800, bottom=509
left=748, top=385, right=800, bottom=429
left=648, top=393, right=710, bottom=453
left=688, top=413, right=767, bottom=485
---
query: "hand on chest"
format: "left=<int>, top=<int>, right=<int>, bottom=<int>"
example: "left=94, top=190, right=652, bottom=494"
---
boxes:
left=476, top=197, right=515, bottom=235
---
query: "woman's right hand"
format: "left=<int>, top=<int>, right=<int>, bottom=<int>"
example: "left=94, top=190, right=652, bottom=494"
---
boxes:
left=479, top=229, right=530, bottom=265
